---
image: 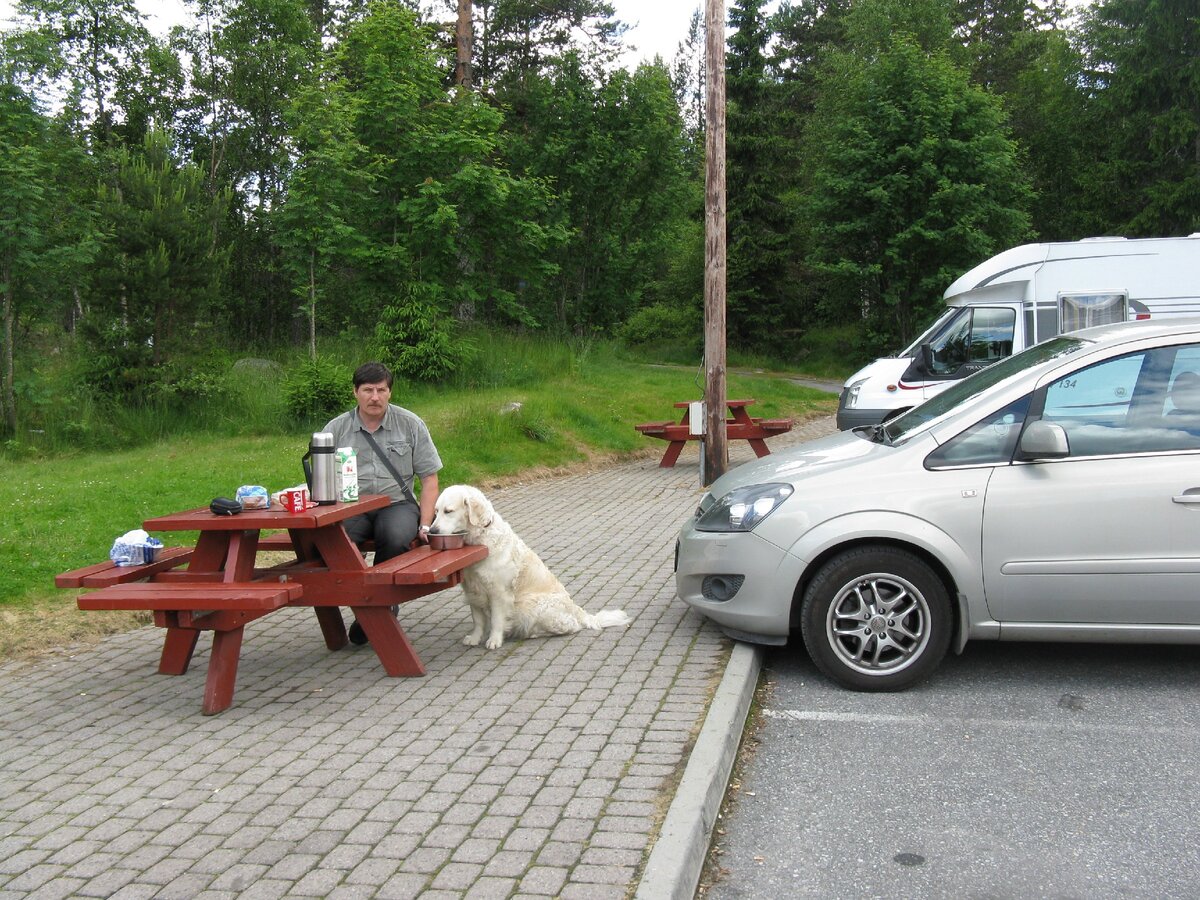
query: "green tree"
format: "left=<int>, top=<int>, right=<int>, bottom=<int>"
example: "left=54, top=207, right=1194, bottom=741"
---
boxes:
left=7, top=0, right=152, bottom=147
left=0, top=84, right=50, bottom=434
left=1079, top=0, right=1200, bottom=235
left=277, top=64, right=372, bottom=358
left=474, top=0, right=624, bottom=86
left=88, top=129, right=230, bottom=381
left=726, top=0, right=802, bottom=349
left=670, top=7, right=705, bottom=166
left=952, top=0, right=1067, bottom=95
left=771, top=0, right=850, bottom=113
left=805, top=1, right=1031, bottom=349
left=503, top=54, right=693, bottom=333
left=170, top=0, right=319, bottom=342
left=1005, top=26, right=1092, bottom=239
left=0, top=38, right=99, bottom=435
left=328, top=1, right=561, bottom=377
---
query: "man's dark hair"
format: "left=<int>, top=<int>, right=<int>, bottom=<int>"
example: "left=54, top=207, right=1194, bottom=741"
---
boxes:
left=353, top=361, right=393, bottom=389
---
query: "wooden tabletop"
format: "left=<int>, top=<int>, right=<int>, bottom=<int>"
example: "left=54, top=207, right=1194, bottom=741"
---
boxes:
left=673, top=398, right=755, bottom=408
left=144, top=494, right=391, bottom=532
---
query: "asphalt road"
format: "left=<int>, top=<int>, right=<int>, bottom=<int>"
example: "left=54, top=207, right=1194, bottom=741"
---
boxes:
left=703, top=638, right=1200, bottom=899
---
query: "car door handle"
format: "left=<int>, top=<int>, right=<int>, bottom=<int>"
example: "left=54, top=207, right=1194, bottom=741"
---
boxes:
left=1172, top=489, right=1200, bottom=504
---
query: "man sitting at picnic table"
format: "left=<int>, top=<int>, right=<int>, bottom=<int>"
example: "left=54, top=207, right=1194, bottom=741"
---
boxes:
left=323, top=361, right=442, bottom=645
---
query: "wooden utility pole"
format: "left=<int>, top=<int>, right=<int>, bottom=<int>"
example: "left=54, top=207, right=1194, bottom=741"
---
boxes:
left=703, top=0, right=728, bottom=484
left=456, top=0, right=474, bottom=88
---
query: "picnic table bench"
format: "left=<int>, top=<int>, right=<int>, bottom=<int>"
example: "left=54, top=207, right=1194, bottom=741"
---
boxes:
left=635, top=399, right=794, bottom=467
left=56, top=495, right=487, bottom=715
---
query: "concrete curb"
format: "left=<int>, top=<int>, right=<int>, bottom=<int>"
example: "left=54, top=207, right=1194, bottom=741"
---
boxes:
left=634, top=641, right=763, bottom=900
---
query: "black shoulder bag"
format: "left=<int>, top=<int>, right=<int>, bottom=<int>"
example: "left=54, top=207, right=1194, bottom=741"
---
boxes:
left=360, top=430, right=419, bottom=505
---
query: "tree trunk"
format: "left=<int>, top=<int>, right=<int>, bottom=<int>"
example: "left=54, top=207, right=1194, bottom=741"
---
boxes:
left=703, top=0, right=728, bottom=485
left=309, top=247, right=317, bottom=360
left=456, top=0, right=474, bottom=88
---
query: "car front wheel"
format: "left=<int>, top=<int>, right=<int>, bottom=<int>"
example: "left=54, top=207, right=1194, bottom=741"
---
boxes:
left=801, top=546, right=951, bottom=691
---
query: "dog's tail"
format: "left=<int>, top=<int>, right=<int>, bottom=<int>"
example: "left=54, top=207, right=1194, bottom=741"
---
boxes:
left=583, top=609, right=632, bottom=631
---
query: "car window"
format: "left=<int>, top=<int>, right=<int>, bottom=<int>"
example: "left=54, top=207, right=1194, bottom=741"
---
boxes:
left=1039, top=345, right=1200, bottom=455
left=926, top=395, right=1032, bottom=468
left=1164, top=346, right=1200, bottom=416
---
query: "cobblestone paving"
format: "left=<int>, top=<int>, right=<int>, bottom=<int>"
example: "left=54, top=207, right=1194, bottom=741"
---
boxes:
left=0, top=417, right=836, bottom=899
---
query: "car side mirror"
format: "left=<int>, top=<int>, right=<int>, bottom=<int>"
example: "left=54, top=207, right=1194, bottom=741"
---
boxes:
left=1019, top=421, right=1070, bottom=459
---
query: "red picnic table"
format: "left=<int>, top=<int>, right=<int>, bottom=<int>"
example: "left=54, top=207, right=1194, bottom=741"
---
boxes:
left=55, top=495, right=486, bottom=715
left=634, top=399, right=794, bottom=467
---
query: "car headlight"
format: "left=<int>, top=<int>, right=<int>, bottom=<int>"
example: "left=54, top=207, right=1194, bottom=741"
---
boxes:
left=695, top=483, right=794, bottom=533
left=843, top=378, right=867, bottom=409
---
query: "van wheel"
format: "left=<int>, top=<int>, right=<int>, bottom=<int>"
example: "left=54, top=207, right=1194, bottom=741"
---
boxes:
left=801, top=546, right=951, bottom=691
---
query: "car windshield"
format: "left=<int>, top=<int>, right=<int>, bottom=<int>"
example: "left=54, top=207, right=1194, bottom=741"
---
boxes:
left=881, top=335, right=1092, bottom=442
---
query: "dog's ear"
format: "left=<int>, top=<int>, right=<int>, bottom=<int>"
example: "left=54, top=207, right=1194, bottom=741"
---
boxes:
left=465, top=491, right=491, bottom=528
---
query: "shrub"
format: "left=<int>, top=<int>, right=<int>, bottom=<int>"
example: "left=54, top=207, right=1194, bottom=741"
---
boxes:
left=376, top=284, right=475, bottom=381
left=620, top=302, right=700, bottom=346
left=283, top=358, right=352, bottom=423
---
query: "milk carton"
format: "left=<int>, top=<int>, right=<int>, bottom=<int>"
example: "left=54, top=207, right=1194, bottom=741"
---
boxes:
left=336, top=447, right=359, bottom=501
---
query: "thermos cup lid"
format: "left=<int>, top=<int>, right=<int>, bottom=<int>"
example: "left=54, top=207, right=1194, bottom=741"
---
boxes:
left=311, top=432, right=335, bottom=448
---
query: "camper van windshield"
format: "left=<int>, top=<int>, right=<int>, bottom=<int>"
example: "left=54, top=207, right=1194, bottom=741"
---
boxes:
left=882, top=335, right=1091, bottom=443
left=900, top=308, right=957, bottom=357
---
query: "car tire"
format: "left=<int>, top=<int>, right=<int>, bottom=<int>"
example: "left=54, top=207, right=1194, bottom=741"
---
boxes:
left=801, top=546, right=952, bottom=692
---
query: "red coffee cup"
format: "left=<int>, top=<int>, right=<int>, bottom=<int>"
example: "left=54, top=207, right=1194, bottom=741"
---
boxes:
left=281, top=488, right=308, bottom=513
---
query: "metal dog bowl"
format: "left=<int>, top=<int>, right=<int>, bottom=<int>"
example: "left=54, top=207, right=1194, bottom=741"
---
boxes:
left=428, top=532, right=466, bottom=550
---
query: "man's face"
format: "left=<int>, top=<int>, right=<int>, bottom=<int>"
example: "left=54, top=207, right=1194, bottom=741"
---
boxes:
left=355, top=380, right=391, bottom=418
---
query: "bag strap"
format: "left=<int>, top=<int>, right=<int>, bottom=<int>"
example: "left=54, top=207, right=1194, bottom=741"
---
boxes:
left=360, top=429, right=418, bottom=505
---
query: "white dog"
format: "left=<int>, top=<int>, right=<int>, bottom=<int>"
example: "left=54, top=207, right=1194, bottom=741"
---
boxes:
left=432, top=484, right=631, bottom=649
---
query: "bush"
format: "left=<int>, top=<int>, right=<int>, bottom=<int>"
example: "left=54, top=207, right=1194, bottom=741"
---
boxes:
left=376, top=284, right=475, bottom=381
left=283, top=358, right=352, bottom=423
left=620, top=302, right=701, bottom=346
left=152, top=363, right=231, bottom=403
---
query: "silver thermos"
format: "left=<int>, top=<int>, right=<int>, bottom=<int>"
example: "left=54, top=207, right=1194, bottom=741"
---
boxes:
left=302, top=432, right=338, bottom=505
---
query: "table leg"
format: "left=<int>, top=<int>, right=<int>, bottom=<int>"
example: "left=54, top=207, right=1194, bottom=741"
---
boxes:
left=353, top=606, right=425, bottom=676
left=314, top=607, right=348, bottom=650
left=159, top=626, right=199, bottom=675
left=748, top=438, right=771, bottom=458
left=660, top=441, right=686, bottom=468
left=202, top=626, right=244, bottom=715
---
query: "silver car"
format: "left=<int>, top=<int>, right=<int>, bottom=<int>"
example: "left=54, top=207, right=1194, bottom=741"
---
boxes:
left=676, top=317, right=1200, bottom=690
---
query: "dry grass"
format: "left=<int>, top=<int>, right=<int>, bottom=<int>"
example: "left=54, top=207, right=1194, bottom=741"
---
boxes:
left=0, top=601, right=151, bottom=665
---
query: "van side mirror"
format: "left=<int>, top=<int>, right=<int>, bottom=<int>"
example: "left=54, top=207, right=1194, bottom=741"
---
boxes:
left=920, top=343, right=934, bottom=374
left=1019, top=421, right=1070, bottom=459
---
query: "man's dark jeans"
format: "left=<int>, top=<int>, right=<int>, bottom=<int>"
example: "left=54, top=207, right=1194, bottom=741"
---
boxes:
left=342, top=501, right=419, bottom=563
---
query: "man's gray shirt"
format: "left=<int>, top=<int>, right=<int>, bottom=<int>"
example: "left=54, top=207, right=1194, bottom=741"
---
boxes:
left=322, top=405, right=442, bottom=505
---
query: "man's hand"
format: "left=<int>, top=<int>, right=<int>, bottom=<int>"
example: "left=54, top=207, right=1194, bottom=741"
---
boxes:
left=418, top=524, right=431, bottom=544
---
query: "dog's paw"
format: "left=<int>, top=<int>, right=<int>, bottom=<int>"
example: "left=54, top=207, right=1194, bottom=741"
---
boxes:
left=485, top=635, right=504, bottom=649
left=462, top=634, right=482, bottom=647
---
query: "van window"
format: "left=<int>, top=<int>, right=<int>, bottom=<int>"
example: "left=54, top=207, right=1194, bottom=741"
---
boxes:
left=1035, top=304, right=1057, bottom=345
left=927, top=307, right=1016, bottom=376
left=1059, top=292, right=1127, bottom=333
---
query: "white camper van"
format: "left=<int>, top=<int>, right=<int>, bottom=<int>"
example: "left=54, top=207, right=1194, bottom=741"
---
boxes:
left=836, top=235, right=1200, bottom=430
